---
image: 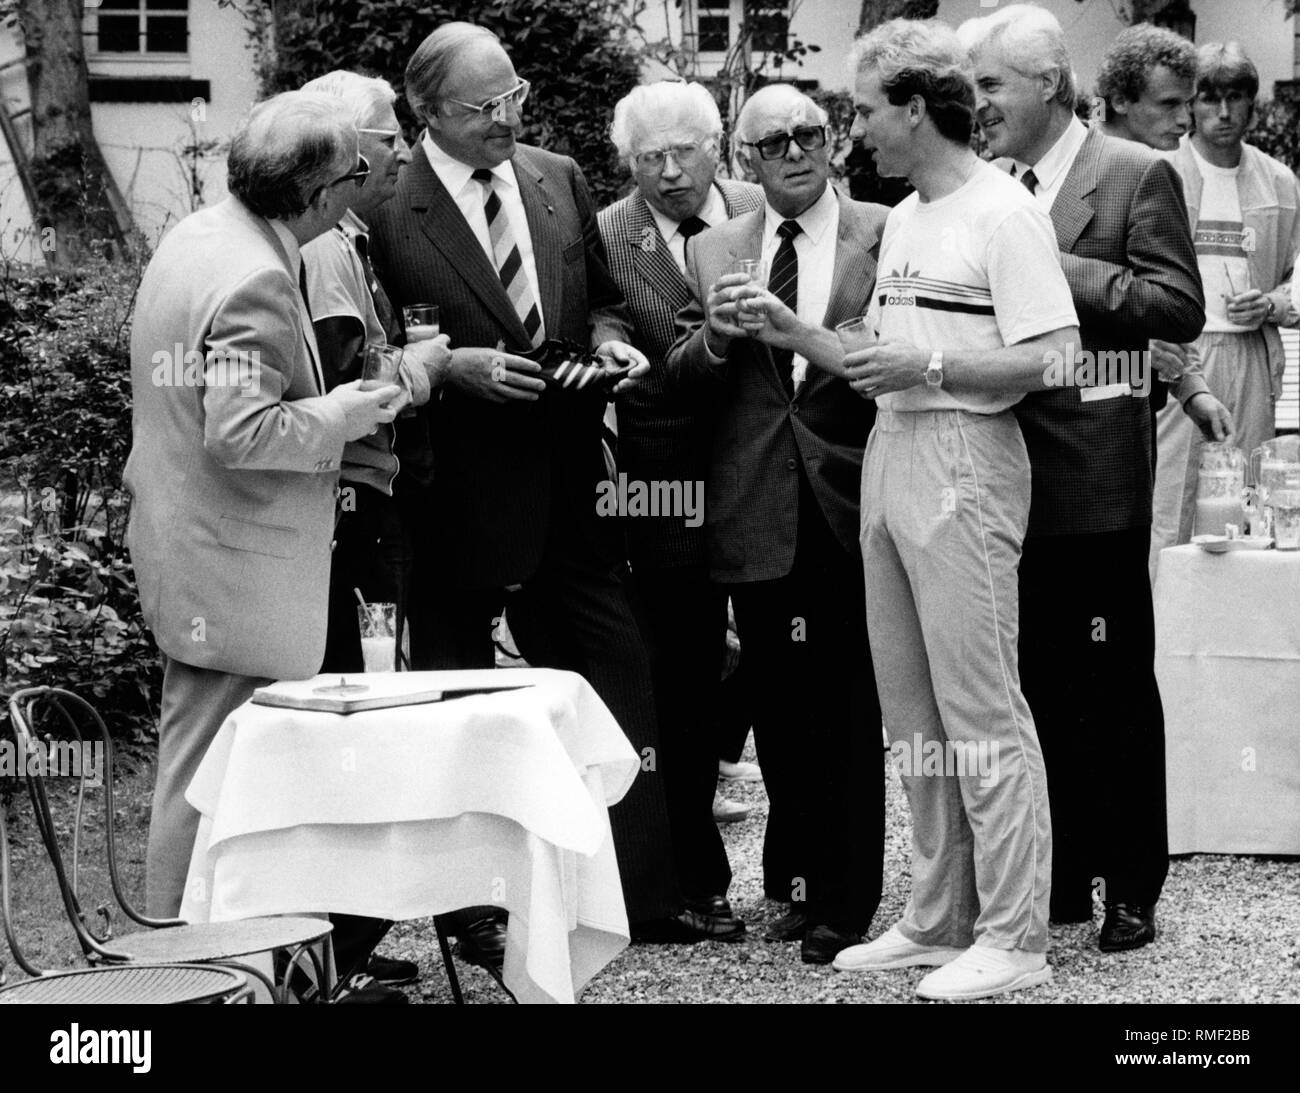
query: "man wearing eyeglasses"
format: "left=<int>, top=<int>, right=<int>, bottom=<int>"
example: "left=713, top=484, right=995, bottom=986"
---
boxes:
left=367, top=24, right=690, bottom=948
left=596, top=81, right=763, bottom=943
left=664, top=84, right=890, bottom=966
left=125, top=92, right=403, bottom=920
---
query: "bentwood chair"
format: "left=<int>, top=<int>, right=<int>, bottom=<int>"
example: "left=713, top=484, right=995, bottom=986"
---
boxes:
left=1, top=804, right=253, bottom=1003
left=6, top=686, right=333, bottom=1003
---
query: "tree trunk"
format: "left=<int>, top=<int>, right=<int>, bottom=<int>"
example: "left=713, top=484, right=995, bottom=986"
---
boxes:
left=857, top=0, right=939, bottom=35
left=15, top=0, right=129, bottom=263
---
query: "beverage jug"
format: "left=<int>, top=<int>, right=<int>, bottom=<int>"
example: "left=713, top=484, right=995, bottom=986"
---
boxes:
left=1194, top=441, right=1244, bottom=537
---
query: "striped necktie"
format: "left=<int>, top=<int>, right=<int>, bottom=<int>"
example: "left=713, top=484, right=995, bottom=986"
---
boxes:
left=769, top=219, right=801, bottom=395
left=472, top=167, right=543, bottom=346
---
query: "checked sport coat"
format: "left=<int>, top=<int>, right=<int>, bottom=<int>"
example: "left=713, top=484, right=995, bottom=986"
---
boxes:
left=664, top=189, right=889, bottom=584
left=1011, top=127, right=1205, bottom=538
left=598, top=178, right=764, bottom=570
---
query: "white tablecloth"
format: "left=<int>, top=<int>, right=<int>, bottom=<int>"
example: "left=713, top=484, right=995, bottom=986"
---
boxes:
left=1154, top=545, right=1300, bottom=853
left=179, top=668, right=640, bottom=1004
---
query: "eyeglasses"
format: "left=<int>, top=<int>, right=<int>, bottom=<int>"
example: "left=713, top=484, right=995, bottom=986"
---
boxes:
left=741, top=125, right=829, bottom=161
left=358, top=127, right=404, bottom=147
left=632, top=141, right=713, bottom=174
left=327, top=153, right=371, bottom=188
left=441, top=78, right=531, bottom=120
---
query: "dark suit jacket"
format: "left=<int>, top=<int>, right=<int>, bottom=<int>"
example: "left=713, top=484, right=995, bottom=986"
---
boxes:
left=598, top=179, right=764, bottom=569
left=664, top=190, right=889, bottom=583
left=367, top=141, right=633, bottom=588
left=1012, top=127, right=1204, bottom=538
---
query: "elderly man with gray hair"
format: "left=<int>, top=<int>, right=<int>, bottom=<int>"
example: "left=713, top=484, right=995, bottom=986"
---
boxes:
left=126, top=91, right=402, bottom=923
left=665, top=82, right=890, bottom=965
left=596, top=81, right=762, bottom=942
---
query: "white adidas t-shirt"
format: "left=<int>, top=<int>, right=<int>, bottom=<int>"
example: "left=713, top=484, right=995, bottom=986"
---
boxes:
left=869, top=159, right=1078, bottom=414
left=1189, top=145, right=1252, bottom=333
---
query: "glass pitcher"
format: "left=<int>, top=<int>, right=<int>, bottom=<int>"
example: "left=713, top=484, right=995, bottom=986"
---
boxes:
left=1250, top=436, right=1300, bottom=536
left=1194, top=441, right=1245, bottom=537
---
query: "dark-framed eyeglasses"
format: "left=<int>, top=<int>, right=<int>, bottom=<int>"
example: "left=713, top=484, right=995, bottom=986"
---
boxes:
left=328, top=153, right=371, bottom=188
left=632, top=141, right=713, bottom=174
left=441, top=78, right=531, bottom=120
left=741, top=125, right=829, bottom=161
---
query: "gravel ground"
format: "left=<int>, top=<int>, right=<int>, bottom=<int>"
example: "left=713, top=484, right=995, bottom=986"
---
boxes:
left=384, top=738, right=1300, bottom=1005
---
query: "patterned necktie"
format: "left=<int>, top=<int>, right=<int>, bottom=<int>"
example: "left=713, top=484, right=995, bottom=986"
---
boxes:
left=1019, top=167, right=1038, bottom=195
left=353, top=232, right=399, bottom=344
left=472, top=167, right=542, bottom=346
left=677, top=215, right=708, bottom=239
left=769, top=219, right=801, bottom=395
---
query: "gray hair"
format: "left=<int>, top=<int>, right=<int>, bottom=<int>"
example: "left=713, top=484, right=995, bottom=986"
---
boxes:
left=609, top=81, right=723, bottom=162
left=226, top=91, right=357, bottom=219
left=405, top=21, right=500, bottom=121
left=957, top=3, right=1076, bottom=110
left=735, top=84, right=827, bottom=146
left=300, top=70, right=398, bottom=126
left=852, top=19, right=976, bottom=145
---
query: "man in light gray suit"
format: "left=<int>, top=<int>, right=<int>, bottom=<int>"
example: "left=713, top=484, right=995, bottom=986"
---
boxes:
left=125, top=92, right=402, bottom=917
left=665, top=85, right=889, bottom=966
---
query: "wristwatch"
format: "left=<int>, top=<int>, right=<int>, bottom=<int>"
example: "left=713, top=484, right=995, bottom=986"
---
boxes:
left=924, top=350, right=944, bottom=389
left=1264, top=297, right=1278, bottom=323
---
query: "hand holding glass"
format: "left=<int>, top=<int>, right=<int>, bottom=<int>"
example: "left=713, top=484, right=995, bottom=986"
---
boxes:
left=729, top=258, right=767, bottom=332
left=835, top=316, right=877, bottom=353
left=361, top=343, right=403, bottom=390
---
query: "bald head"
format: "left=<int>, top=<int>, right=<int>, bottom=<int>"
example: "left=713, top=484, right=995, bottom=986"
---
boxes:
left=735, top=85, right=831, bottom=219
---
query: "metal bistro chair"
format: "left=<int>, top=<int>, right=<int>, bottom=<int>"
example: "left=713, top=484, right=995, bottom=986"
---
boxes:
left=1, top=804, right=253, bottom=1004
left=6, top=686, right=333, bottom=1004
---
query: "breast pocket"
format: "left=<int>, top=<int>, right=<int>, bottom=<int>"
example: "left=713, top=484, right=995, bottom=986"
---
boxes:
left=217, top=515, right=299, bottom=559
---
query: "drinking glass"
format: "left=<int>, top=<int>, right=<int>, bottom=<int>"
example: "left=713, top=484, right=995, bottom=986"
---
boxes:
left=1271, top=490, right=1300, bottom=550
left=402, top=304, right=440, bottom=342
left=728, top=258, right=767, bottom=331
left=835, top=316, right=877, bottom=353
left=357, top=602, right=397, bottom=671
left=361, top=343, right=403, bottom=390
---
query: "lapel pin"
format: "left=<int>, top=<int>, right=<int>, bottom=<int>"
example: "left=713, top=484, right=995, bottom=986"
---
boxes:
left=639, top=226, right=656, bottom=253
left=546, top=204, right=554, bottom=214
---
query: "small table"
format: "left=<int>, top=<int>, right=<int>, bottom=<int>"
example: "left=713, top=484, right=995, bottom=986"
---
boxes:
left=1154, top=544, right=1300, bottom=854
left=179, top=668, right=640, bottom=1004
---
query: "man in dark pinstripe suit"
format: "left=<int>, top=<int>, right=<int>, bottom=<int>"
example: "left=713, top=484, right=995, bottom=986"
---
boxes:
left=598, top=82, right=764, bottom=941
left=962, top=4, right=1204, bottom=953
left=367, top=23, right=687, bottom=941
left=665, top=85, right=890, bottom=965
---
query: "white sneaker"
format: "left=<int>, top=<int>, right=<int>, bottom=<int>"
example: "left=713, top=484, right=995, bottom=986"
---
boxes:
left=915, top=945, right=1051, bottom=1000
left=832, top=924, right=966, bottom=972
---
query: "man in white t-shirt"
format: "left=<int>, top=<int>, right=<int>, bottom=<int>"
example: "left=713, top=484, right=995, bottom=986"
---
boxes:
left=755, top=18, right=1078, bottom=1000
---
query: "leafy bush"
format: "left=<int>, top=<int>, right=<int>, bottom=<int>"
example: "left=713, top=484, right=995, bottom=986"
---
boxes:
left=0, top=251, right=160, bottom=743
left=1248, top=97, right=1300, bottom=176
left=253, top=0, right=644, bottom=206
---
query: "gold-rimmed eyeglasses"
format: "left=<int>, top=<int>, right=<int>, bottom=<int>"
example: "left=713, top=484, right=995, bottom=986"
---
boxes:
left=441, top=79, right=531, bottom=119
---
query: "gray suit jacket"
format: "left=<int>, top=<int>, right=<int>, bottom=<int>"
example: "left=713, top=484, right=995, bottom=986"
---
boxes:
left=367, top=141, right=633, bottom=588
left=125, top=196, right=349, bottom=680
left=664, top=190, right=889, bottom=583
left=1012, top=127, right=1205, bottom=538
left=598, top=178, right=763, bottom=569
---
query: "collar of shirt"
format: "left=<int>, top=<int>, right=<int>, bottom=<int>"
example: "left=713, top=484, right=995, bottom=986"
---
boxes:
left=761, top=181, right=837, bottom=252
left=1013, top=115, right=1088, bottom=206
left=648, top=185, right=728, bottom=274
left=421, top=130, right=517, bottom=198
left=338, top=207, right=370, bottom=242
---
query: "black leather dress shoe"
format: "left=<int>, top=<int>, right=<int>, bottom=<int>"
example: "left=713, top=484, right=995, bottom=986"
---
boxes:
left=631, top=896, right=746, bottom=943
left=455, top=917, right=509, bottom=971
left=1099, top=902, right=1156, bottom=952
left=800, top=924, right=861, bottom=965
left=764, top=909, right=808, bottom=942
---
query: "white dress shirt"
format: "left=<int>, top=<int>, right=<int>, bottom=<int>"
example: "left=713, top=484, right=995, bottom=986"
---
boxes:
left=1012, top=115, right=1088, bottom=211
left=422, top=131, right=544, bottom=338
left=648, top=185, right=728, bottom=275
left=761, top=182, right=839, bottom=388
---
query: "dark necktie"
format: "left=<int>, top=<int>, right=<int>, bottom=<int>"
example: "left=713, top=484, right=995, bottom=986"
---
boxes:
left=298, top=260, right=313, bottom=320
left=769, top=219, right=801, bottom=395
left=353, top=232, right=399, bottom=344
left=472, top=167, right=543, bottom=346
left=677, top=215, right=708, bottom=239
left=297, top=260, right=323, bottom=391
left=1019, top=167, right=1038, bottom=195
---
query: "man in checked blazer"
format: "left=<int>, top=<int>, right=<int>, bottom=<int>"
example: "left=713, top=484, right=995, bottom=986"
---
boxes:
left=597, top=81, right=763, bottom=942
left=366, top=24, right=693, bottom=940
left=962, top=4, right=1204, bottom=953
left=125, top=93, right=401, bottom=916
left=665, top=85, right=889, bottom=965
